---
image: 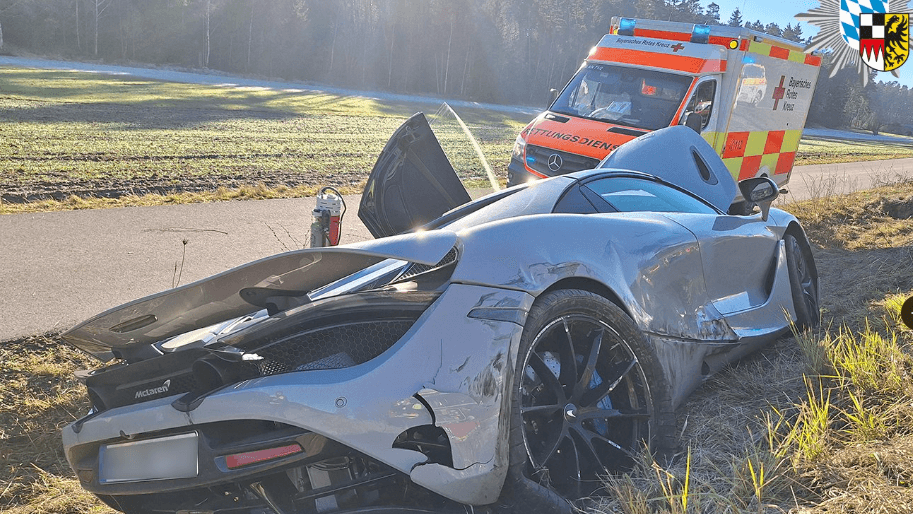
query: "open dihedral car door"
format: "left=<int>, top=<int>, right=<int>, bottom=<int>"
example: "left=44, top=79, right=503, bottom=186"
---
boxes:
left=359, top=112, right=471, bottom=239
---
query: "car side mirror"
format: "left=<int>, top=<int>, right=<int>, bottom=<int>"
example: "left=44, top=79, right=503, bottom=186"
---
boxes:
left=738, top=177, right=779, bottom=221
left=683, top=112, right=702, bottom=133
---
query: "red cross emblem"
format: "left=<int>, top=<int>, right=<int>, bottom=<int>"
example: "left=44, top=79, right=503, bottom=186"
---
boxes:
left=772, top=76, right=786, bottom=110
left=671, top=43, right=685, bottom=52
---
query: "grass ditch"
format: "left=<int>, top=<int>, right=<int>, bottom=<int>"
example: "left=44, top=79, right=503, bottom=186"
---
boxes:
left=4, top=65, right=913, bottom=512
left=594, top=181, right=913, bottom=513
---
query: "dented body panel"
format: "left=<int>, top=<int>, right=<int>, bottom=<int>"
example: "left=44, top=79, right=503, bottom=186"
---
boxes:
left=59, top=124, right=816, bottom=513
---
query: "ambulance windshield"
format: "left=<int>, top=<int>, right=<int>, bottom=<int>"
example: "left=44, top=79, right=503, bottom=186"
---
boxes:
left=551, top=63, right=692, bottom=130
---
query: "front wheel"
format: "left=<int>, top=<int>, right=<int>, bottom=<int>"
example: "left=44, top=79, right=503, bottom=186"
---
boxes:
left=502, top=289, right=675, bottom=512
left=785, top=233, right=820, bottom=330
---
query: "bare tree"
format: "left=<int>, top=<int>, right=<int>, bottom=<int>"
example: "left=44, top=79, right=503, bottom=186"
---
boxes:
left=94, top=0, right=112, bottom=55
left=0, top=0, right=27, bottom=50
left=204, top=0, right=210, bottom=67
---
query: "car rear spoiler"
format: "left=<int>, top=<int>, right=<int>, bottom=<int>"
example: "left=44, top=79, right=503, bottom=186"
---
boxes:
left=63, top=231, right=457, bottom=360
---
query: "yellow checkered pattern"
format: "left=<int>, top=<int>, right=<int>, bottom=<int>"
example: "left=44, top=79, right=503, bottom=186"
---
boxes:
left=703, top=129, right=802, bottom=180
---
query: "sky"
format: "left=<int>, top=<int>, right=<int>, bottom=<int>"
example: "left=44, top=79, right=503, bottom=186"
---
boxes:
left=712, top=0, right=913, bottom=88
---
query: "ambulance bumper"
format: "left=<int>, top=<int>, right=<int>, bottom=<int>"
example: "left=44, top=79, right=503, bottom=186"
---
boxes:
left=507, top=158, right=544, bottom=187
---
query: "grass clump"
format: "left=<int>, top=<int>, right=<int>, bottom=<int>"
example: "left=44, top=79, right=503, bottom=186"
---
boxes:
left=0, top=334, right=116, bottom=513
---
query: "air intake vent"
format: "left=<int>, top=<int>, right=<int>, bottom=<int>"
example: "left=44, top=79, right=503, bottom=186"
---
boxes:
left=253, top=319, right=416, bottom=375
left=399, top=246, right=458, bottom=280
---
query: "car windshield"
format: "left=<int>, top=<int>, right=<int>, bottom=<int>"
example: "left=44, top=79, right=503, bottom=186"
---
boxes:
left=584, top=176, right=718, bottom=214
left=550, top=63, right=693, bottom=130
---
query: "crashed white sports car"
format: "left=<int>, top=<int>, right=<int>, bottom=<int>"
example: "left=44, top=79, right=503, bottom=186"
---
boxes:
left=60, top=116, right=818, bottom=514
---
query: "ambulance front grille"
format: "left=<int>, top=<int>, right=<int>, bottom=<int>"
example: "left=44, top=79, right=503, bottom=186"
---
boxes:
left=525, top=145, right=601, bottom=176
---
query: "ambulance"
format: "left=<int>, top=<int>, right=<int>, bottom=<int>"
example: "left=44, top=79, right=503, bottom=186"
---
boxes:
left=508, top=17, right=822, bottom=202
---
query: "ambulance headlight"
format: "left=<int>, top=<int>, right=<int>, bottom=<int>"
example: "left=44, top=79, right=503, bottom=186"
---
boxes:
left=511, top=133, right=527, bottom=160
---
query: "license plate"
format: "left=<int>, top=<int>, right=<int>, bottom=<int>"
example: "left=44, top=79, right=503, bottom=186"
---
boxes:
left=99, top=432, right=198, bottom=483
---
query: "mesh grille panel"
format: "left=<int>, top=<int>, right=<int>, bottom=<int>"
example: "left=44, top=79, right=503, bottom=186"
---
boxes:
left=254, top=319, right=415, bottom=376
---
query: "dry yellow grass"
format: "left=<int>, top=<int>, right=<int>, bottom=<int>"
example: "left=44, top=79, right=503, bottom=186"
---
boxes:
left=0, top=335, right=117, bottom=513
left=0, top=183, right=366, bottom=215
left=596, top=182, right=913, bottom=514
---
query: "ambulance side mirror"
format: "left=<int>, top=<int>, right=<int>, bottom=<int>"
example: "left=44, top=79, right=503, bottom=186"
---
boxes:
left=548, top=88, right=559, bottom=107
left=738, top=177, right=779, bottom=221
left=683, top=112, right=703, bottom=133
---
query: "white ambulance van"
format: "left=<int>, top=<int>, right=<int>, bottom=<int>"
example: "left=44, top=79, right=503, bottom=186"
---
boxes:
left=508, top=17, right=822, bottom=199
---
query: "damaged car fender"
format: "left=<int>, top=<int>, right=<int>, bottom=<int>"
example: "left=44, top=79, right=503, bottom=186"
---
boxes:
left=449, top=212, right=735, bottom=344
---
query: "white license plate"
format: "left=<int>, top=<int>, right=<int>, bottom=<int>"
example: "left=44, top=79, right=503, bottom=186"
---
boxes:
left=99, top=432, right=198, bottom=483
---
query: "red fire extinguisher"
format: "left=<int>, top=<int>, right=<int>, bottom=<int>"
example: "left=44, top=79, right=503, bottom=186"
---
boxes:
left=310, top=187, right=346, bottom=247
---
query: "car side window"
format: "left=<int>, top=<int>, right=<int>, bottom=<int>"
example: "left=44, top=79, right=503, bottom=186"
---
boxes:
left=683, top=80, right=717, bottom=131
left=583, top=177, right=718, bottom=214
left=553, top=185, right=599, bottom=214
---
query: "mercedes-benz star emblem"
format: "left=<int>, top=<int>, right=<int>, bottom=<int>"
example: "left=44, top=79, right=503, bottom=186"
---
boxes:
left=547, top=153, right=563, bottom=173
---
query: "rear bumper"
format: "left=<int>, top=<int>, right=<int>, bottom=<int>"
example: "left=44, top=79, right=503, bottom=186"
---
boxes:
left=63, top=283, right=534, bottom=506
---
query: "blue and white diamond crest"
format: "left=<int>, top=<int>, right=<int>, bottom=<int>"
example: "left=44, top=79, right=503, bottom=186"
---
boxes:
left=840, top=0, right=889, bottom=49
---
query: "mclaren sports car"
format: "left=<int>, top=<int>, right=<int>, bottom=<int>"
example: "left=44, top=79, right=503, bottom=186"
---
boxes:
left=59, top=115, right=819, bottom=514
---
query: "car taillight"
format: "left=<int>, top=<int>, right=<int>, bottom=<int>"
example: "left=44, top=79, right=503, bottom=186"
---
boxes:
left=225, top=444, right=302, bottom=469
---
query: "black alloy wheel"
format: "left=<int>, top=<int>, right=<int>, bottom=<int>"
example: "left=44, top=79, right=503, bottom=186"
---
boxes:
left=784, top=233, right=820, bottom=330
left=504, top=289, right=674, bottom=511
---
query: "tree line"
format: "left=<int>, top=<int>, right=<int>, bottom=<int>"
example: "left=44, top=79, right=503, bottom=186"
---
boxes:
left=0, top=0, right=910, bottom=133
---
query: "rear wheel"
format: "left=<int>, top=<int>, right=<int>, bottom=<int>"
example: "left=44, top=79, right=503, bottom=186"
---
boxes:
left=502, top=290, right=674, bottom=513
left=785, top=233, right=819, bottom=330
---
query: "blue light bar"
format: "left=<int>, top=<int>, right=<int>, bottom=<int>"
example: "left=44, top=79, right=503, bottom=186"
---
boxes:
left=691, top=24, right=711, bottom=44
left=618, top=18, right=636, bottom=36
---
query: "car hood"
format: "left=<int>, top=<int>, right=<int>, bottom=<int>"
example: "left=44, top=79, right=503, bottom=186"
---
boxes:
left=63, top=231, right=457, bottom=360
left=598, top=126, right=738, bottom=212
left=359, top=112, right=471, bottom=239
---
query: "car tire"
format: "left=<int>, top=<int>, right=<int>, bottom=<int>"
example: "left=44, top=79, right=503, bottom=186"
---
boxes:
left=784, top=233, right=819, bottom=330
left=500, top=289, right=675, bottom=513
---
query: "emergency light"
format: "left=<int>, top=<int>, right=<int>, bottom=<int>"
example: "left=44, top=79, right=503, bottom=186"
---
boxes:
left=617, top=18, right=636, bottom=36
left=691, top=24, right=711, bottom=44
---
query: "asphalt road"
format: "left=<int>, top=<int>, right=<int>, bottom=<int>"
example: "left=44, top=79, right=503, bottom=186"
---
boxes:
left=3, top=157, right=913, bottom=343
left=778, top=156, right=913, bottom=203
left=0, top=196, right=374, bottom=341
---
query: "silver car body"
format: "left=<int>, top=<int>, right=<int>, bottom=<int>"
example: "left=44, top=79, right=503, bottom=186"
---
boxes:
left=60, top=122, right=810, bottom=510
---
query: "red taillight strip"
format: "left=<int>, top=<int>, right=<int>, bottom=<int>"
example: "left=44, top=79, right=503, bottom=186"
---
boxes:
left=225, top=443, right=302, bottom=469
